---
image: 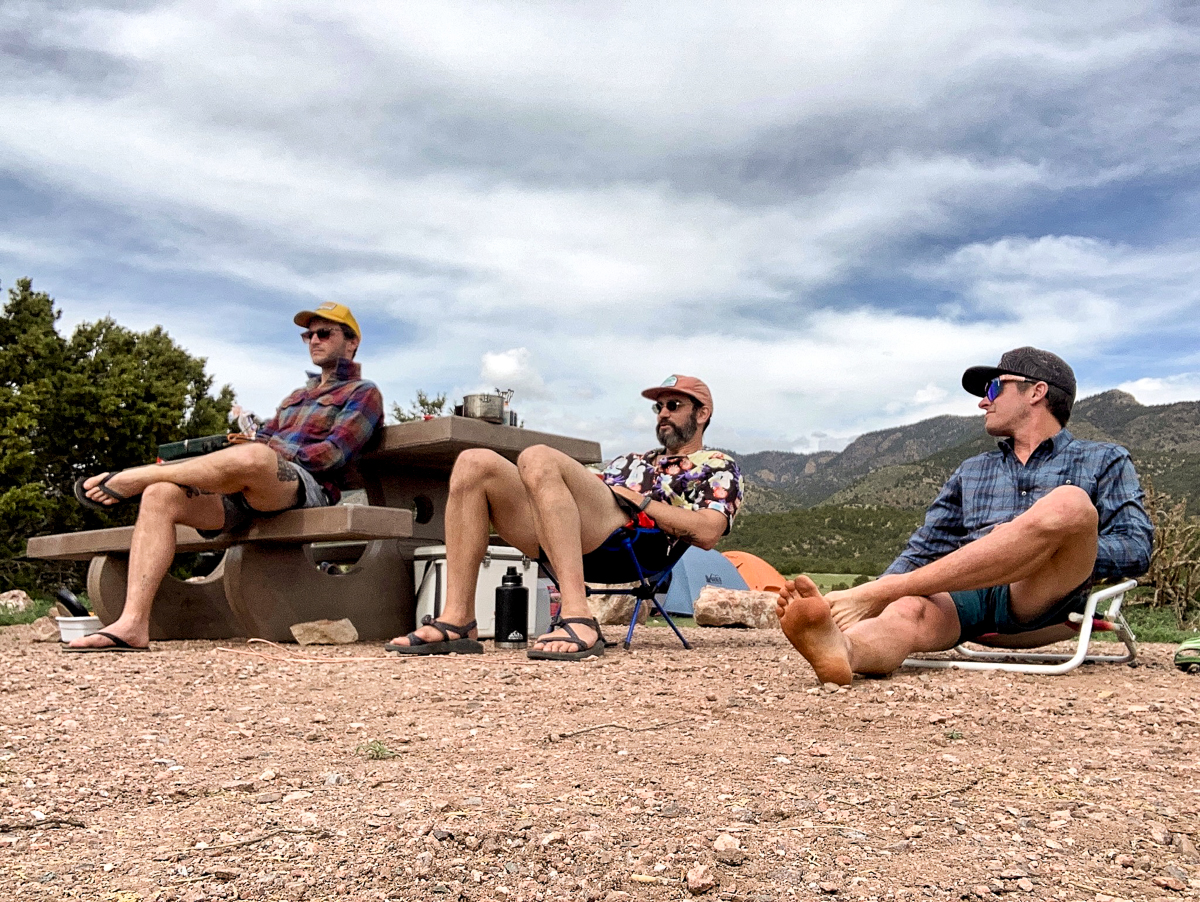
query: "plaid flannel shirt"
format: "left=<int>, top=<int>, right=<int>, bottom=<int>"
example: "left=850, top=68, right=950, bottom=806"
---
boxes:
left=256, top=358, right=383, bottom=500
left=884, top=429, right=1153, bottom=582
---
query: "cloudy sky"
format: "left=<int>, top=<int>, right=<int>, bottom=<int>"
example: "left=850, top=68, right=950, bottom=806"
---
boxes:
left=3, top=1, right=1199, bottom=457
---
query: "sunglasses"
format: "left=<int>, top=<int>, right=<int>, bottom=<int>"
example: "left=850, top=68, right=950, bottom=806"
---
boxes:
left=984, top=376, right=1035, bottom=402
left=301, top=327, right=342, bottom=342
left=652, top=399, right=692, bottom=413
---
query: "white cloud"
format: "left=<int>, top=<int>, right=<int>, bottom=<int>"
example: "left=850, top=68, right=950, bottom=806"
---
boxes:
left=1117, top=374, right=1200, bottom=407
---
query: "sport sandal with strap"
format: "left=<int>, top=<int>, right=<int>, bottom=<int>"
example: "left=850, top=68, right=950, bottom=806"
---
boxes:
left=527, top=616, right=605, bottom=662
left=384, top=616, right=484, bottom=656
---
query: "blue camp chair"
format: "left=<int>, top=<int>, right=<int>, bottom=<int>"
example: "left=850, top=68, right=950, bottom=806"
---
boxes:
left=538, top=520, right=692, bottom=650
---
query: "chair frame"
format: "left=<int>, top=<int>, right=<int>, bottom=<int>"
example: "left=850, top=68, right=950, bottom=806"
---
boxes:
left=539, top=528, right=692, bottom=650
left=902, top=579, right=1138, bottom=675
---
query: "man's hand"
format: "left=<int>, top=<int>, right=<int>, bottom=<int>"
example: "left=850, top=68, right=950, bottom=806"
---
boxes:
left=827, top=577, right=902, bottom=629
left=609, top=485, right=645, bottom=508
left=227, top=433, right=254, bottom=444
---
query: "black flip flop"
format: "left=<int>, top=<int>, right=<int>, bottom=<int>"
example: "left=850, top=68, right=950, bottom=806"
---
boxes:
left=384, top=617, right=484, bottom=656
left=73, top=473, right=131, bottom=512
left=527, top=616, right=605, bottom=661
left=63, top=630, right=149, bottom=653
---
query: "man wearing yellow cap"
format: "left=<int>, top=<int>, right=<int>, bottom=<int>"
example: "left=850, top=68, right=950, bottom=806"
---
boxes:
left=386, top=374, right=743, bottom=660
left=68, top=302, right=383, bottom=651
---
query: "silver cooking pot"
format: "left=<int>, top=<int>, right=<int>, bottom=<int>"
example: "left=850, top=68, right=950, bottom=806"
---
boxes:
left=461, top=393, right=507, bottom=423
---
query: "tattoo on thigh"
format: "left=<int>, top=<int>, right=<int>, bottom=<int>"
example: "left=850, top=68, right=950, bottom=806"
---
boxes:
left=276, top=455, right=299, bottom=483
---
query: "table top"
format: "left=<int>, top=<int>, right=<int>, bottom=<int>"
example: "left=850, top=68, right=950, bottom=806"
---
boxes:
left=359, top=416, right=602, bottom=472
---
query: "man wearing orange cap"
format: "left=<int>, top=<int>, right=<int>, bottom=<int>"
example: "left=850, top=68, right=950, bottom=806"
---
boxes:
left=386, top=374, right=743, bottom=660
left=69, top=302, right=383, bottom=651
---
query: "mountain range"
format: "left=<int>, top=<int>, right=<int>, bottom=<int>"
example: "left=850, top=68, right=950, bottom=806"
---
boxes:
left=733, top=390, right=1200, bottom=515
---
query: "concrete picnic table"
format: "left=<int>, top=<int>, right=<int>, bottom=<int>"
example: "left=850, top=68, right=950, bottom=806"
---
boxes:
left=27, top=417, right=601, bottom=642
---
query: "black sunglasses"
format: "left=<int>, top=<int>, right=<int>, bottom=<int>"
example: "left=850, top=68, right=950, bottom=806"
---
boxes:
left=652, top=399, right=692, bottom=413
left=301, top=328, right=341, bottom=342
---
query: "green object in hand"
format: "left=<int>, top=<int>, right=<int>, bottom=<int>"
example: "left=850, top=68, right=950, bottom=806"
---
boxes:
left=157, top=434, right=232, bottom=462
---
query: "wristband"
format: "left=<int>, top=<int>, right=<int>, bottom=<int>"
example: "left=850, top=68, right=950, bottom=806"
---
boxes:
left=636, top=495, right=653, bottom=513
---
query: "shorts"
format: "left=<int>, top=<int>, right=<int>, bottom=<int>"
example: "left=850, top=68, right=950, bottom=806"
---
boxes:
left=196, top=461, right=331, bottom=539
left=949, top=578, right=1093, bottom=643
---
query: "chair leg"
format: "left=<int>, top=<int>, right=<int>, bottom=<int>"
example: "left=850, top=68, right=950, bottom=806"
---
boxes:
left=623, top=597, right=645, bottom=650
left=651, top=599, right=692, bottom=650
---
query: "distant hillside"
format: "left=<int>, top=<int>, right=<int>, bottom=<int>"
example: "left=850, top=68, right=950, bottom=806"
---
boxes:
left=736, top=390, right=1200, bottom=515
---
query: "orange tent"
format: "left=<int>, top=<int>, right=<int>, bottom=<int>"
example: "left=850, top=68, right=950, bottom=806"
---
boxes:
left=721, top=551, right=787, bottom=593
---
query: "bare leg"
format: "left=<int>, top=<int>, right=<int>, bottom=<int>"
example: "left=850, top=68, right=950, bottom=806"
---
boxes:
left=67, top=485, right=226, bottom=649
left=825, top=486, right=1098, bottom=630
left=387, top=450, right=542, bottom=646
left=517, top=446, right=629, bottom=654
left=777, top=576, right=961, bottom=683
left=81, top=442, right=302, bottom=513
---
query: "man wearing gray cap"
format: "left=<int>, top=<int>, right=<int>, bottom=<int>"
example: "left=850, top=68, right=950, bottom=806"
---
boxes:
left=386, top=375, right=743, bottom=660
left=777, top=347, right=1153, bottom=685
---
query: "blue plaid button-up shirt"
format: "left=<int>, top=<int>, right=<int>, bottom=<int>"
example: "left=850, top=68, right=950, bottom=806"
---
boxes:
left=884, top=429, right=1152, bottom=582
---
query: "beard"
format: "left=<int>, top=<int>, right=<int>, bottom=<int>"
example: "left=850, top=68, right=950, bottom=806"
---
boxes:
left=657, top=411, right=700, bottom=451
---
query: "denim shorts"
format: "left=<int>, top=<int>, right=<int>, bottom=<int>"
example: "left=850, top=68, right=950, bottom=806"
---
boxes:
left=949, top=578, right=1093, bottom=643
left=196, top=461, right=331, bottom=538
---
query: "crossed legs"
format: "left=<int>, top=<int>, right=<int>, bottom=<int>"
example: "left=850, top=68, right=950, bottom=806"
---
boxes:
left=69, top=443, right=301, bottom=649
left=388, top=445, right=629, bottom=654
left=777, top=486, right=1100, bottom=683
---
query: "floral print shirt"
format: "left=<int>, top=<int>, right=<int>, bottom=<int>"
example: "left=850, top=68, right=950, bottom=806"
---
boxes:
left=598, top=448, right=743, bottom=533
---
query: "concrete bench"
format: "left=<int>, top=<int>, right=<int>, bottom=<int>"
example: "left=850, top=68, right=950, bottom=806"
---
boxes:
left=27, top=505, right=415, bottom=643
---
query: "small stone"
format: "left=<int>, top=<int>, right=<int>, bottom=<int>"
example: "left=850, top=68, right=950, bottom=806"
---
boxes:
left=686, top=863, right=715, bottom=895
left=1166, top=863, right=1189, bottom=881
left=30, top=616, right=60, bottom=642
left=1149, top=824, right=1173, bottom=845
left=539, top=832, right=565, bottom=846
left=971, top=885, right=991, bottom=898
left=808, top=746, right=831, bottom=757
left=819, top=882, right=840, bottom=894
left=324, top=773, right=347, bottom=785
left=283, top=791, right=312, bottom=803
left=415, top=851, right=433, bottom=875
left=903, top=825, right=924, bottom=838
left=822, top=682, right=843, bottom=693
left=1152, top=876, right=1185, bottom=891
left=1115, top=854, right=1135, bottom=868
left=209, top=867, right=242, bottom=880
left=1016, top=878, right=1034, bottom=892
left=1174, top=834, right=1198, bottom=860
left=253, top=791, right=282, bottom=804
left=713, top=834, right=740, bottom=852
left=222, top=780, right=256, bottom=792
left=299, top=812, right=318, bottom=827
left=290, top=618, right=359, bottom=645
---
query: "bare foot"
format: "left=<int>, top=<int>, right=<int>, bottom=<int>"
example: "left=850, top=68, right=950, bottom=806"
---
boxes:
left=776, top=575, right=853, bottom=685
left=67, top=620, right=149, bottom=650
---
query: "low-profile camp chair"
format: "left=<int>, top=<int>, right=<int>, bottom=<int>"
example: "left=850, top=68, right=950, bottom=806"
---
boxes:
left=902, top=579, right=1138, bottom=675
left=538, top=521, right=692, bottom=650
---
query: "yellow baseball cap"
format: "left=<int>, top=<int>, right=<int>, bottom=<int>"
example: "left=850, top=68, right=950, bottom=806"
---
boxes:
left=293, top=302, right=361, bottom=339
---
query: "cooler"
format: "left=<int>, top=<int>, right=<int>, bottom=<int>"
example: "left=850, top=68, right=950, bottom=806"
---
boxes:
left=413, top=545, right=550, bottom=639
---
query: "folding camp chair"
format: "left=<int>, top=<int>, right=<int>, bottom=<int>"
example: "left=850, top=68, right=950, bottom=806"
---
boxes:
left=538, top=521, right=693, bottom=650
left=902, top=579, right=1138, bottom=675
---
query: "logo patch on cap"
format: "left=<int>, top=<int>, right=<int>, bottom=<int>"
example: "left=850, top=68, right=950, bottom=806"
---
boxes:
left=661, top=376, right=678, bottom=387
left=316, top=302, right=337, bottom=312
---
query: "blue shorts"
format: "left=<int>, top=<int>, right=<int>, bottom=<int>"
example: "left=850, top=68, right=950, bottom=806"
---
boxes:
left=949, top=579, right=1093, bottom=643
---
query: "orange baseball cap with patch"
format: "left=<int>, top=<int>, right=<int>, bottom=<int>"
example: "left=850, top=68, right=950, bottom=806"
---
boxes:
left=641, top=374, right=713, bottom=413
left=293, top=302, right=361, bottom=339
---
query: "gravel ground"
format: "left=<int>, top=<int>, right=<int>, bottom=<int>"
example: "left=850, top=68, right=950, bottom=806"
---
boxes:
left=1, top=623, right=1197, bottom=902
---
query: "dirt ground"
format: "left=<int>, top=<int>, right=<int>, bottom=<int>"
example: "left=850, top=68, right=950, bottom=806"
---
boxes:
left=1, top=624, right=1197, bottom=902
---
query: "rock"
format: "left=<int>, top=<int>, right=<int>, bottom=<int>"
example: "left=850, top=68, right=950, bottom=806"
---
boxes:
left=1174, top=833, right=1198, bottom=860
left=1149, top=824, right=1173, bottom=845
left=0, top=589, right=33, bottom=614
left=252, top=791, right=282, bottom=804
left=415, top=851, right=433, bottom=876
left=30, top=616, right=60, bottom=642
left=587, top=591, right=647, bottom=626
left=539, top=832, right=565, bottom=846
left=1016, top=878, right=1034, bottom=892
left=903, top=826, right=924, bottom=838
left=693, top=587, right=779, bottom=629
left=290, top=618, right=359, bottom=645
left=1152, top=875, right=1186, bottom=891
left=713, top=834, right=740, bottom=852
left=686, top=863, right=715, bottom=895
left=819, top=883, right=840, bottom=894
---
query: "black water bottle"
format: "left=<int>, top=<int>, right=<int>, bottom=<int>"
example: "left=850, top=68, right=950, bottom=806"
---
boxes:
left=494, top=566, right=528, bottom=649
